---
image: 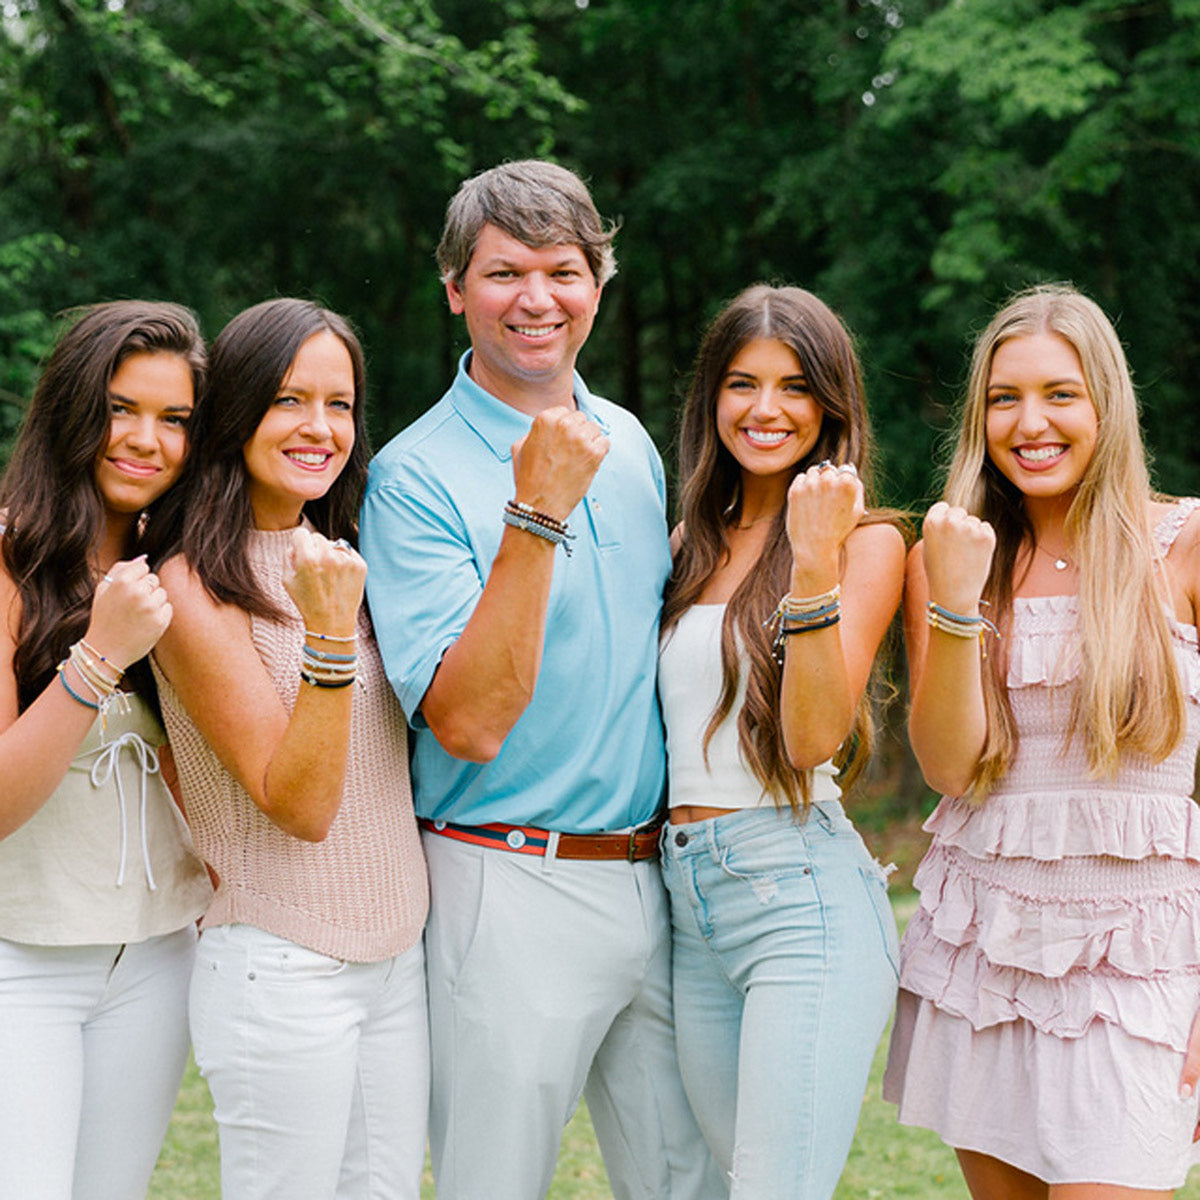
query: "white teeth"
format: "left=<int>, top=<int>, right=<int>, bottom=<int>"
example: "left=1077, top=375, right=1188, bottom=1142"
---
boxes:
left=286, top=451, right=329, bottom=466
left=744, top=430, right=789, bottom=446
left=512, top=325, right=557, bottom=338
left=1015, top=445, right=1064, bottom=462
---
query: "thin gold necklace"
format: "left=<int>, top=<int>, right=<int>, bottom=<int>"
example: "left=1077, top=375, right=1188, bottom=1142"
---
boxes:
left=1033, top=540, right=1072, bottom=571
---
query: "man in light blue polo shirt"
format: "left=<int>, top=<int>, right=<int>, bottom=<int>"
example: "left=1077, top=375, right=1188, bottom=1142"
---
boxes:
left=360, top=161, right=722, bottom=1200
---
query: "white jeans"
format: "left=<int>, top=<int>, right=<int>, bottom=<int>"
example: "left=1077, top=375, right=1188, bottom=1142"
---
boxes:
left=422, top=830, right=725, bottom=1200
left=0, top=926, right=196, bottom=1200
left=190, top=924, right=429, bottom=1200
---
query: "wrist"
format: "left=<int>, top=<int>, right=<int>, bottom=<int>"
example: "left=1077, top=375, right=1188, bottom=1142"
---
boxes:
left=926, top=595, right=982, bottom=618
left=789, top=554, right=840, bottom=595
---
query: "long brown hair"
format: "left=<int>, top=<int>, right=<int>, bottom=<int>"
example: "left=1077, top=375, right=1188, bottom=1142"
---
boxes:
left=945, top=283, right=1182, bottom=796
left=1, top=301, right=206, bottom=712
left=663, top=284, right=895, bottom=810
left=145, top=298, right=369, bottom=620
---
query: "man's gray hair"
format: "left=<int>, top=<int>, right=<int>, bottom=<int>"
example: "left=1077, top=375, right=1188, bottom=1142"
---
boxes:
left=436, top=160, right=618, bottom=287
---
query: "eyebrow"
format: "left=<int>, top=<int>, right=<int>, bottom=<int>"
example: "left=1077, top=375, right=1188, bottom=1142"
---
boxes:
left=108, top=390, right=193, bottom=413
left=987, top=377, right=1084, bottom=390
left=478, top=255, right=585, bottom=271
left=724, top=369, right=809, bottom=382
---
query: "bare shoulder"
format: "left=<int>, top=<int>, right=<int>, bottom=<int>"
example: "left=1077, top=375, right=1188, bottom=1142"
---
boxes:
left=156, top=555, right=251, bottom=662
left=846, top=520, right=906, bottom=575
left=906, top=537, right=927, bottom=580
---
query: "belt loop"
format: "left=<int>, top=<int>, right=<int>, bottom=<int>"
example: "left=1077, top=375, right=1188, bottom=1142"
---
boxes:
left=542, top=829, right=560, bottom=874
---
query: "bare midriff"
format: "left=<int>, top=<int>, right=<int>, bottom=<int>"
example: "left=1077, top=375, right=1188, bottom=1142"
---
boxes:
left=669, top=804, right=739, bottom=824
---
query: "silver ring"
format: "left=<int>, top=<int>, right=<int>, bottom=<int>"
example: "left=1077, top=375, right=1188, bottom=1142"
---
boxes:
left=332, top=537, right=354, bottom=553
left=835, top=463, right=858, bottom=476
left=816, top=459, right=834, bottom=472
left=102, top=573, right=114, bottom=584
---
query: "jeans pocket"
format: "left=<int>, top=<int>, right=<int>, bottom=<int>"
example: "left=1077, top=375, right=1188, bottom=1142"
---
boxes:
left=858, top=862, right=901, bottom=979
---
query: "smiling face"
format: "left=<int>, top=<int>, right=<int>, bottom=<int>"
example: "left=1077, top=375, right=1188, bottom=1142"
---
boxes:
left=985, top=332, right=1099, bottom=504
left=243, top=329, right=357, bottom=530
left=716, top=338, right=823, bottom=491
left=446, top=222, right=602, bottom=412
left=95, top=351, right=195, bottom=518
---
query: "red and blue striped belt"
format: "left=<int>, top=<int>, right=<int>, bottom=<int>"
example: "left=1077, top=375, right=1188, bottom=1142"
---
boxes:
left=418, top=817, right=664, bottom=862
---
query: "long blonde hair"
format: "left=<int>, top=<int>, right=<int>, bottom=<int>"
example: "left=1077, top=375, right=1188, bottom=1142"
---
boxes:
left=664, top=284, right=896, bottom=811
left=945, top=283, right=1183, bottom=796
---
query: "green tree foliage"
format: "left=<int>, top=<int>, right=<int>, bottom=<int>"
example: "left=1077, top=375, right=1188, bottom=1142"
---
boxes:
left=1, top=0, right=1197, bottom=498
left=0, top=0, right=575, bottom=444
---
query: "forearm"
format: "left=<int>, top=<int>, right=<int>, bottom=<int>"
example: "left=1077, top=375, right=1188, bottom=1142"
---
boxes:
left=779, top=529, right=901, bottom=769
left=259, top=685, right=355, bottom=841
left=421, top=525, right=557, bottom=761
left=909, top=635, right=989, bottom=797
left=780, top=636, right=856, bottom=769
left=0, top=674, right=103, bottom=838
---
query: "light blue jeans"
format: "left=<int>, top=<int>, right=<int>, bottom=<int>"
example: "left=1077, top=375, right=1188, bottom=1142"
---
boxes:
left=662, top=802, right=899, bottom=1200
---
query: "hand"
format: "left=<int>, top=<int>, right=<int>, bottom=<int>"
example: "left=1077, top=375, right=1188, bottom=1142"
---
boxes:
left=511, top=406, right=609, bottom=523
left=86, top=555, right=173, bottom=670
left=786, top=462, right=865, bottom=575
left=282, top=528, right=366, bottom=635
left=921, top=502, right=996, bottom=614
left=1181, top=1004, right=1200, bottom=1139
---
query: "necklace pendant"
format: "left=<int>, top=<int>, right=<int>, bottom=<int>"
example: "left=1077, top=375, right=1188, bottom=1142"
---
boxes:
left=1054, top=557, right=1068, bottom=571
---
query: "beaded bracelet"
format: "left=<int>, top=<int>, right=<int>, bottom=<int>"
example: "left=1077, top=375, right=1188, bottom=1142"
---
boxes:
left=502, top=507, right=575, bottom=556
left=765, top=588, right=843, bottom=663
left=77, top=639, right=123, bottom=687
left=507, top=499, right=570, bottom=533
left=300, top=670, right=357, bottom=689
left=926, top=602, right=1000, bottom=657
left=58, top=664, right=99, bottom=711
left=300, top=643, right=358, bottom=688
left=304, top=629, right=358, bottom=644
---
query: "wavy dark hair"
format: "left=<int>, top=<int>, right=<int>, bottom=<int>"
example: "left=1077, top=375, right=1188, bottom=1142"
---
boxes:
left=145, top=298, right=369, bottom=619
left=662, top=284, right=899, bottom=811
left=1, top=300, right=206, bottom=712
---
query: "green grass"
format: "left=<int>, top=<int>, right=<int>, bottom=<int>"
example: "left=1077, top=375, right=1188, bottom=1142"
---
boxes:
left=150, top=896, right=1200, bottom=1198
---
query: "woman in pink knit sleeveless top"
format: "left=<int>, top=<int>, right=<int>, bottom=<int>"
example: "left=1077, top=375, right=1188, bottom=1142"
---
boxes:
left=146, top=299, right=429, bottom=1200
left=884, top=284, right=1200, bottom=1197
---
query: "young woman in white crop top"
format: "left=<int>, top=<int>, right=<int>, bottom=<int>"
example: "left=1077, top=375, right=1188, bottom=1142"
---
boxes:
left=0, top=301, right=212, bottom=1199
left=659, top=284, right=906, bottom=1199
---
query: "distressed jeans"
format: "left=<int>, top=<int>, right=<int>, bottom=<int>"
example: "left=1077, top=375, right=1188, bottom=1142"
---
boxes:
left=662, top=801, right=899, bottom=1200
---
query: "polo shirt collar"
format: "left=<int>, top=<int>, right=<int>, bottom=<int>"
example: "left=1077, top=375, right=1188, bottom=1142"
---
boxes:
left=449, top=351, right=610, bottom=463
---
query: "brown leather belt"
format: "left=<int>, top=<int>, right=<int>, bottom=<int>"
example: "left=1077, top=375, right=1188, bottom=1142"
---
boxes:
left=418, top=817, right=663, bottom=862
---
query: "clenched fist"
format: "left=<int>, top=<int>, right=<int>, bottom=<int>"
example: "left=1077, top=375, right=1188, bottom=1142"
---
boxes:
left=921, top=501, right=996, bottom=613
left=511, top=406, right=609, bottom=523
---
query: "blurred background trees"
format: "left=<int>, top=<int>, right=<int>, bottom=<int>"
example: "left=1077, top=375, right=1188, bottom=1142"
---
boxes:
left=2, top=0, right=1197, bottom=497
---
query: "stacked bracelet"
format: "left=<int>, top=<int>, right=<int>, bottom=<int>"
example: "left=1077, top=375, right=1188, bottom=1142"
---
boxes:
left=764, top=586, right=842, bottom=663
left=57, top=640, right=131, bottom=730
left=502, top=500, right=575, bottom=557
left=300, top=637, right=358, bottom=689
left=926, top=602, right=1000, bottom=657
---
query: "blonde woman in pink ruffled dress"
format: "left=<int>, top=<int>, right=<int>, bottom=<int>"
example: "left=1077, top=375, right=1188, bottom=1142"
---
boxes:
left=884, top=284, right=1200, bottom=1198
